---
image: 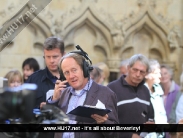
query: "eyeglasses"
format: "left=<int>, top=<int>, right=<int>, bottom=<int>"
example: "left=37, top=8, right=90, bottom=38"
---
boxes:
left=63, top=68, right=78, bottom=77
left=131, top=68, right=146, bottom=75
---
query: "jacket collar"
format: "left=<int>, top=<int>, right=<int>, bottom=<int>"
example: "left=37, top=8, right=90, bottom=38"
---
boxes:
left=144, top=83, right=164, bottom=97
left=120, top=75, right=145, bottom=87
left=84, top=81, right=98, bottom=105
left=41, top=67, right=53, bottom=82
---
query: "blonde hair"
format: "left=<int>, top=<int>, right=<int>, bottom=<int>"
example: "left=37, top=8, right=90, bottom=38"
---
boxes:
left=95, top=62, right=110, bottom=85
left=95, top=62, right=110, bottom=78
left=4, top=69, right=23, bottom=86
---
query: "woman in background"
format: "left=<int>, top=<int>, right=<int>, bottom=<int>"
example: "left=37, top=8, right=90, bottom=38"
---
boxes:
left=160, top=64, right=180, bottom=121
left=144, top=59, right=167, bottom=138
left=22, top=58, right=40, bottom=82
left=95, top=62, right=109, bottom=86
left=4, top=69, right=23, bottom=88
left=90, top=66, right=103, bottom=84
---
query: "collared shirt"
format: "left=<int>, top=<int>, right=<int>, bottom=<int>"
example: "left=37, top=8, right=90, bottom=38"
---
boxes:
left=144, top=83, right=167, bottom=124
left=46, top=68, right=58, bottom=84
left=63, top=79, right=93, bottom=138
left=26, top=67, right=57, bottom=108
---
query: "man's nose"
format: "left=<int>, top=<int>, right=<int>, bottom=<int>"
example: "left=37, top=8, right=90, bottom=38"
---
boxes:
left=68, top=71, right=76, bottom=78
left=136, top=70, right=141, bottom=76
left=50, top=57, right=55, bottom=62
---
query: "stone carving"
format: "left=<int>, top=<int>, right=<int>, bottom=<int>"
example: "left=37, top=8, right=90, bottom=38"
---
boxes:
left=167, top=26, right=181, bottom=49
left=157, top=13, right=170, bottom=26
left=8, top=3, right=15, bottom=12
left=150, top=0, right=156, bottom=8
left=112, top=21, right=125, bottom=48
left=108, top=60, right=119, bottom=69
left=137, top=0, right=146, bottom=7
left=51, top=17, right=63, bottom=38
left=0, top=11, right=6, bottom=18
left=99, top=8, right=116, bottom=29
left=0, top=1, right=25, bottom=25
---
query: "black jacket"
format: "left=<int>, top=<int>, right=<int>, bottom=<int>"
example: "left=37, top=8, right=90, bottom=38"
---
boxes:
left=107, top=75, right=154, bottom=138
left=26, top=67, right=55, bottom=108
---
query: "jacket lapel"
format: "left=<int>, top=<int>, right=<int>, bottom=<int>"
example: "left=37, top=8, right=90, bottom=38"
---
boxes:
left=84, top=81, right=99, bottom=106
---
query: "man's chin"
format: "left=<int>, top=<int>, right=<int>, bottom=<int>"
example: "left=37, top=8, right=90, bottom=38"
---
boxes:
left=49, top=68, right=58, bottom=72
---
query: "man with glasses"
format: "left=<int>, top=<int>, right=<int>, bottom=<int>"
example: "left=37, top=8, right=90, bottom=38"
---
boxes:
left=108, top=54, right=154, bottom=138
left=26, top=36, right=65, bottom=109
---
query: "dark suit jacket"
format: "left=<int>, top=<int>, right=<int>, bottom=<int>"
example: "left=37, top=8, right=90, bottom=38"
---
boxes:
left=26, top=68, right=55, bottom=138
left=26, top=67, right=55, bottom=108
left=54, top=81, right=119, bottom=138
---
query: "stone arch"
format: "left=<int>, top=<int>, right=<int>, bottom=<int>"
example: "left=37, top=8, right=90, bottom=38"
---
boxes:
left=120, top=47, right=134, bottom=60
left=122, top=5, right=170, bottom=62
left=0, top=2, right=52, bottom=72
left=0, top=3, right=51, bottom=52
left=61, top=2, right=114, bottom=59
left=149, top=48, right=163, bottom=62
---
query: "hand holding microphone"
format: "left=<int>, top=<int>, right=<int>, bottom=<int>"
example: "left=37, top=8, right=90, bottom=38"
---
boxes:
left=52, top=80, right=68, bottom=101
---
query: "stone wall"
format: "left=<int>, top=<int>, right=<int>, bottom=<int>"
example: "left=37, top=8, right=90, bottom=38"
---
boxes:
left=0, top=0, right=182, bottom=83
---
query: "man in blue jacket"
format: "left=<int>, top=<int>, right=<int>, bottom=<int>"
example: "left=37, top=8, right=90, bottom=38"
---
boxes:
left=26, top=36, right=65, bottom=109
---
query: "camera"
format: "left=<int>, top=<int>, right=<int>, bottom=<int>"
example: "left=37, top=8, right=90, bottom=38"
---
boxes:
left=0, top=77, right=8, bottom=88
left=0, top=83, right=37, bottom=122
left=0, top=78, right=69, bottom=138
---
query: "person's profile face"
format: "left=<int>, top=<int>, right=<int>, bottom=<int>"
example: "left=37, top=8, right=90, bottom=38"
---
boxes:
left=98, top=72, right=105, bottom=85
left=128, top=61, right=147, bottom=86
left=23, top=65, right=34, bottom=80
left=151, top=68, right=161, bottom=84
left=44, top=48, right=62, bottom=72
left=61, top=57, right=88, bottom=90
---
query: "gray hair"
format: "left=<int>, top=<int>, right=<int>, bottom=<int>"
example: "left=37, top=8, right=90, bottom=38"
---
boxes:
left=148, top=59, right=160, bottom=72
left=59, top=53, right=85, bottom=72
left=90, top=66, right=103, bottom=82
left=160, top=64, right=174, bottom=80
left=128, top=54, right=150, bottom=72
left=119, top=59, right=129, bottom=68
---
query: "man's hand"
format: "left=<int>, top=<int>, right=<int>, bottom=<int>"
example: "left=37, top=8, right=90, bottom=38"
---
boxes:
left=40, top=102, right=46, bottom=109
left=144, top=121, right=155, bottom=124
left=91, top=114, right=108, bottom=124
left=52, top=80, right=68, bottom=101
left=144, top=120, right=155, bottom=132
left=132, top=133, right=141, bottom=138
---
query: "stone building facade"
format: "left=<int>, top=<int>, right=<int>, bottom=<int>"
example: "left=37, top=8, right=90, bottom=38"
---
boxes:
left=0, top=0, right=182, bottom=83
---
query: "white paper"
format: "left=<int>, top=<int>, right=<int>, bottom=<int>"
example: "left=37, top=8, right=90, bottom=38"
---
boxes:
left=96, top=100, right=106, bottom=109
left=46, top=89, right=54, bottom=100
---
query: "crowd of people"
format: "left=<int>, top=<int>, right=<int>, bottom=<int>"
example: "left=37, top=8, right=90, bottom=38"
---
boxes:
left=2, top=36, right=183, bottom=138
